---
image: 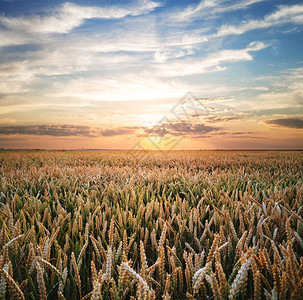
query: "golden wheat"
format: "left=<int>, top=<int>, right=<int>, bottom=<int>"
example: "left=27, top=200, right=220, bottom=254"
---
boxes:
left=0, top=150, right=301, bottom=299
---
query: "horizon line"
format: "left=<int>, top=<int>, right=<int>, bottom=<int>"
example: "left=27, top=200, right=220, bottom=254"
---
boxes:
left=0, top=148, right=303, bottom=152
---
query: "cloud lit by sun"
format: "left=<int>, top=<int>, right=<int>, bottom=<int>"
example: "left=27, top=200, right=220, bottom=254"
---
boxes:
left=135, top=114, right=164, bottom=127
left=0, top=0, right=302, bottom=149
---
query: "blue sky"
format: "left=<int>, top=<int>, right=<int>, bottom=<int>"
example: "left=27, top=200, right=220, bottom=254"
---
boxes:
left=0, top=0, right=302, bottom=149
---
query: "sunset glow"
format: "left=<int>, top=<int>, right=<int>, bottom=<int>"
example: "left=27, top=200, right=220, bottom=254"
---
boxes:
left=0, top=0, right=302, bottom=149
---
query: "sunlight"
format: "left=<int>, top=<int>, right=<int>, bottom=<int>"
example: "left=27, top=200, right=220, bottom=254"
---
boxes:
left=136, top=113, right=163, bottom=127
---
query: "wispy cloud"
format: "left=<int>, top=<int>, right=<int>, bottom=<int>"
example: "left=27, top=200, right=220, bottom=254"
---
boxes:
left=0, top=1, right=161, bottom=34
left=171, top=0, right=217, bottom=23
left=0, top=0, right=161, bottom=46
left=49, top=75, right=192, bottom=101
left=156, top=41, right=268, bottom=77
left=171, top=0, right=267, bottom=23
left=216, top=4, right=303, bottom=37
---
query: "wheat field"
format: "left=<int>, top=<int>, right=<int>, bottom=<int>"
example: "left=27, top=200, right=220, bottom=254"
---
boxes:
left=0, top=150, right=302, bottom=299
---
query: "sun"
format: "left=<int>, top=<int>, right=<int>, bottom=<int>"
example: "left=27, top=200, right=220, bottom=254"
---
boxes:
left=137, top=113, right=163, bottom=127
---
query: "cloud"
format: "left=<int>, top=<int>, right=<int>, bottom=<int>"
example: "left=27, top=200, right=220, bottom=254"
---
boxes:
left=214, top=0, right=268, bottom=13
left=206, top=116, right=239, bottom=123
left=0, top=124, right=96, bottom=136
left=171, top=0, right=217, bottom=23
left=50, top=75, right=191, bottom=101
left=145, top=121, right=218, bottom=136
left=171, top=0, right=266, bottom=23
left=192, top=123, right=218, bottom=133
left=0, top=124, right=142, bottom=137
left=0, top=1, right=161, bottom=34
left=0, top=1, right=161, bottom=46
left=0, top=60, right=35, bottom=94
left=264, top=118, right=303, bottom=129
left=156, top=41, right=268, bottom=77
left=216, top=4, right=303, bottom=37
left=237, top=66, right=303, bottom=115
left=198, top=130, right=257, bottom=139
left=101, top=128, right=136, bottom=136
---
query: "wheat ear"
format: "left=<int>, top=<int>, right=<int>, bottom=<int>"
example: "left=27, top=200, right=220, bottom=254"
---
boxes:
left=36, top=261, right=47, bottom=300
left=192, top=261, right=212, bottom=295
left=37, top=256, right=63, bottom=280
left=71, top=252, right=82, bottom=298
left=229, top=257, right=251, bottom=300
left=0, top=266, right=25, bottom=300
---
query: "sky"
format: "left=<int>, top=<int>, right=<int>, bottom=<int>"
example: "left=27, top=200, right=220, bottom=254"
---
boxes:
left=0, top=0, right=302, bottom=150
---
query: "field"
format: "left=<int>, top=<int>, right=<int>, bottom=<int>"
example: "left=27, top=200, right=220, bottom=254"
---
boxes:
left=0, top=150, right=302, bottom=299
